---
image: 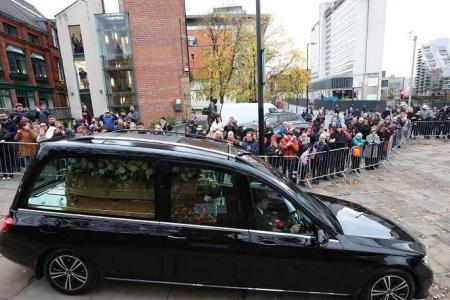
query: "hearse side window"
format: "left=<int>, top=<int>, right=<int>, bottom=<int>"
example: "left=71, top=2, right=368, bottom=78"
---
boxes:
left=27, top=157, right=156, bottom=219
left=170, top=165, right=241, bottom=228
left=249, top=179, right=314, bottom=236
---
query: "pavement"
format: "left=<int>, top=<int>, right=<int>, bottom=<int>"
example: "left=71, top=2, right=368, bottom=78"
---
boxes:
left=0, top=139, right=449, bottom=299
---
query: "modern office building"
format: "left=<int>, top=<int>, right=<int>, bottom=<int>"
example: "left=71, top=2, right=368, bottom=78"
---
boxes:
left=0, top=0, right=70, bottom=119
left=310, top=0, right=387, bottom=100
left=56, top=0, right=190, bottom=124
left=415, top=38, right=450, bottom=97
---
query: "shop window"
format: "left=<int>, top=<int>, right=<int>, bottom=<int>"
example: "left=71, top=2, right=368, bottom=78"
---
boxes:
left=27, top=157, right=156, bottom=220
left=0, top=89, right=13, bottom=111
left=28, top=33, right=39, bottom=44
left=3, top=23, right=18, bottom=37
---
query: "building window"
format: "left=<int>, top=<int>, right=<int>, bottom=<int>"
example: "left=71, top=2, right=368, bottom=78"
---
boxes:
left=56, top=60, right=64, bottom=82
left=3, top=23, right=18, bottom=37
left=6, top=46, right=28, bottom=80
left=28, top=33, right=39, bottom=44
left=96, top=14, right=133, bottom=68
left=16, top=90, right=35, bottom=109
left=188, top=35, right=198, bottom=47
left=52, top=27, right=59, bottom=48
left=74, top=60, right=89, bottom=89
left=38, top=92, right=54, bottom=108
left=68, top=25, right=84, bottom=55
left=31, top=53, right=47, bottom=80
left=0, top=89, right=13, bottom=111
left=106, top=70, right=133, bottom=93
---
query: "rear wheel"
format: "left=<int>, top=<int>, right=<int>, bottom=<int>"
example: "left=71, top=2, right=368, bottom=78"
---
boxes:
left=361, top=269, right=415, bottom=300
left=44, top=250, right=96, bottom=295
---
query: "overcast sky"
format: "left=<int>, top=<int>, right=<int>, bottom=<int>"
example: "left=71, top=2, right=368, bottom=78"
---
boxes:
left=26, top=0, right=450, bottom=77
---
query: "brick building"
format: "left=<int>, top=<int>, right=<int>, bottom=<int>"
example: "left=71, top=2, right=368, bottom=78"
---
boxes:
left=57, top=0, right=191, bottom=125
left=122, top=0, right=191, bottom=123
left=0, top=0, right=69, bottom=119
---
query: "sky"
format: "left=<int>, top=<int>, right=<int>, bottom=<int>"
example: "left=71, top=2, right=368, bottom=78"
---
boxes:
left=26, top=0, right=450, bottom=77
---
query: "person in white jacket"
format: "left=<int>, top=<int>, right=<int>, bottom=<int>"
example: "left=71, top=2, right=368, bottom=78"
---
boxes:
left=208, top=116, right=223, bottom=137
left=36, top=122, right=55, bottom=142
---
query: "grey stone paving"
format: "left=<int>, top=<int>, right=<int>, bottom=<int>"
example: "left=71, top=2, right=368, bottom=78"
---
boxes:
left=0, top=139, right=449, bottom=299
left=311, top=139, right=450, bottom=299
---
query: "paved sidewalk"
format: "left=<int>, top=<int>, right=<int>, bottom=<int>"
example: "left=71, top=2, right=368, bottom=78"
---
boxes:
left=0, top=139, right=449, bottom=299
left=310, top=139, right=450, bottom=299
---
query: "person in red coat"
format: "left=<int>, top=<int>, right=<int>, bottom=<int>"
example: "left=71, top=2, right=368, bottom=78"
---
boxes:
left=280, top=130, right=299, bottom=181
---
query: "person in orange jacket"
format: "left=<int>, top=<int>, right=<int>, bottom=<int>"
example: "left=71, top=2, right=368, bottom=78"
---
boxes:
left=279, top=130, right=299, bottom=181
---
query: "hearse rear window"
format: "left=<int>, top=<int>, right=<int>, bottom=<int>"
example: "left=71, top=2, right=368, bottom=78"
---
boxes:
left=27, top=157, right=156, bottom=219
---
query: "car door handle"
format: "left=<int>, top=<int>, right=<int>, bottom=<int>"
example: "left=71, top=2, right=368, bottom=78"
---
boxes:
left=167, top=234, right=187, bottom=241
left=257, top=240, right=277, bottom=247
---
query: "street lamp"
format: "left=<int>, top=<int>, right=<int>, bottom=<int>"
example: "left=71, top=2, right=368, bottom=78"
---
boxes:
left=256, top=0, right=265, bottom=155
left=306, top=42, right=317, bottom=113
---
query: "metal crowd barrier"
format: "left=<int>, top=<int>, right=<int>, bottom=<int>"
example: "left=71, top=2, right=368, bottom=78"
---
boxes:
left=259, top=155, right=300, bottom=183
left=348, top=141, right=390, bottom=176
left=411, top=120, right=450, bottom=139
left=297, top=148, right=349, bottom=188
left=0, top=142, right=39, bottom=176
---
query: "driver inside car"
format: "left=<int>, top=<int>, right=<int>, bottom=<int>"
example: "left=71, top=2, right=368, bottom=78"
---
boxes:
left=254, top=193, right=301, bottom=233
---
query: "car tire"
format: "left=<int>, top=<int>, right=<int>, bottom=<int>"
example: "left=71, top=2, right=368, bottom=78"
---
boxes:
left=361, top=269, right=415, bottom=300
left=44, top=249, right=97, bottom=295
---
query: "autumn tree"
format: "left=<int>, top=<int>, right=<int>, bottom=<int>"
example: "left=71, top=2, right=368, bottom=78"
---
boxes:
left=194, top=10, right=308, bottom=103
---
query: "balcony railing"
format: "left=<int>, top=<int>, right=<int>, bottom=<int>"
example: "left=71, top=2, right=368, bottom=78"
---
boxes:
left=35, top=76, right=49, bottom=84
left=10, top=72, right=29, bottom=81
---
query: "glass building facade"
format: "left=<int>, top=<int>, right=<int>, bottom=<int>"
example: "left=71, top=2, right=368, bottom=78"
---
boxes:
left=96, top=13, right=137, bottom=112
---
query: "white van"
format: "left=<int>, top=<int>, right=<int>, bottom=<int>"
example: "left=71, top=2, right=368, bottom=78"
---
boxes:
left=218, top=103, right=279, bottom=124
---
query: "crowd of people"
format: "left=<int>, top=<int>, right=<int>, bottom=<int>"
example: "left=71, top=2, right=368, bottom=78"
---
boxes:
left=182, top=102, right=450, bottom=185
left=1, top=98, right=449, bottom=182
left=0, top=102, right=145, bottom=179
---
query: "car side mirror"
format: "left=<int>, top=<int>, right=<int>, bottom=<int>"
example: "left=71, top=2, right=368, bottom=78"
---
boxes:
left=317, top=229, right=329, bottom=246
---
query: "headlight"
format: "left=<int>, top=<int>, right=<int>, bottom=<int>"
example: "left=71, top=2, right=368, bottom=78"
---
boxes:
left=421, top=256, right=429, bottom=265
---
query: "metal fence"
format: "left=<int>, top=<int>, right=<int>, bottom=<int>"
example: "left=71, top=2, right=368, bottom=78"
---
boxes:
left=259, top=156, right=300, bottom=183
left=410, top=121, right=450, bottom=139
left=0, top=142, right=39, bottom=176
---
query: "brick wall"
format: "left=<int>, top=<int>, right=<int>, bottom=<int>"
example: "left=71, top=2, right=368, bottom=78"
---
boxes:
left=123, top=0, right=191, bottom=125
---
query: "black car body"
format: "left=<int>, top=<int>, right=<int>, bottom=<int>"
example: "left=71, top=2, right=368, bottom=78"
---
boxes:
left=0, top=133, right=432, bottom=299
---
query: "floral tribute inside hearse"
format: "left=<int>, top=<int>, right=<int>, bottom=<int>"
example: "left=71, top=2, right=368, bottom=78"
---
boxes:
left=27, top=157, right=156, bottom=219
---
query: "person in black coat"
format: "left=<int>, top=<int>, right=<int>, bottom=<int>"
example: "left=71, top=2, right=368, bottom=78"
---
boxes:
left=9, top=103, right=34, bottom=124
left=0, top=114, right=18, bottom=179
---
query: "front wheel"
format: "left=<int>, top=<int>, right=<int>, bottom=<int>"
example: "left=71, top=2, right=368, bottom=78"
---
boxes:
left=361, top=269, right=415, bottom=300
left=44, top=249, right=97, bottom=295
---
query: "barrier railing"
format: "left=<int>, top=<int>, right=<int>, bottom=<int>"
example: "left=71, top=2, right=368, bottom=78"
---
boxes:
left=348, top=141, right=390, bottom=176
left=411, top=120, right=450, bottom=139
left=297, top=148, right=349, bottom=188
left=0, top=142, right=39, bottom=176
left=258, top=155, right=300, bottom=183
